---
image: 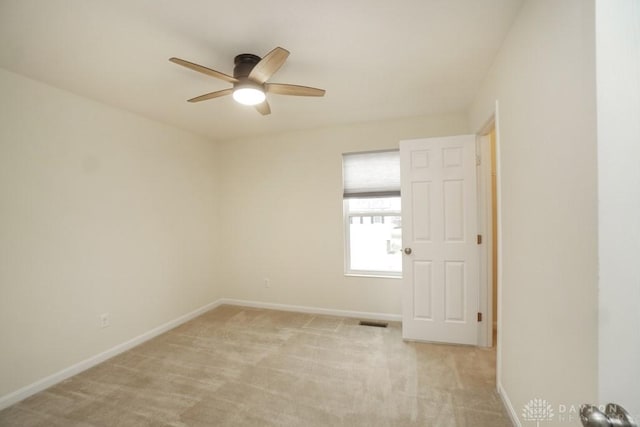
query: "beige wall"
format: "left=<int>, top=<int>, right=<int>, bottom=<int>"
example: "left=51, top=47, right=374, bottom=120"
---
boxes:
left=218, top=114, right=469, bottom=316
left=0, top=69, right=222, bottom=397
left=469, top=0, right=598, bottom=424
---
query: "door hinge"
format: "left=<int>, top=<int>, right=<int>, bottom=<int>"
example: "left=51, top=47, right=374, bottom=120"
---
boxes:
left=476, top=153, right=481, bottom=166
left=477, top=234, right=482, bottom=245
left=477, top=312, right=483, bottom=322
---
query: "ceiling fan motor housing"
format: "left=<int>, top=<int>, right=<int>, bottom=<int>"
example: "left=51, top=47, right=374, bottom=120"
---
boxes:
left=233, top=54, right=261, bottom=78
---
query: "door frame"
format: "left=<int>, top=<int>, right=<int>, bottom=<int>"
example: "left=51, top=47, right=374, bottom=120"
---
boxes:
left=476, top=131, right=494, bottom=348
left=476, top=102, right=503, bottom=385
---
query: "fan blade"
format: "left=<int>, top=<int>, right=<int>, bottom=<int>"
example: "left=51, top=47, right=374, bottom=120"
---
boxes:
left=248, top=47, right=290, bottom=83
left=187, top=88, right=233, bottom=103
left=170, top=57, right=238, bottom=84
left=266, top=83, right=326, bottom=97
left=254, top=100, right=271, bottom=115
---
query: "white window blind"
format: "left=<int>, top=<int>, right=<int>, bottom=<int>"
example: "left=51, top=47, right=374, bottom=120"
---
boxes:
left=342, top=150, right=400, bottom=198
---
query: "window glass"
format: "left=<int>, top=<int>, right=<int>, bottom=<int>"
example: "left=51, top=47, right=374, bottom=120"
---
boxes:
left=345, top=197, right=402, bottom=276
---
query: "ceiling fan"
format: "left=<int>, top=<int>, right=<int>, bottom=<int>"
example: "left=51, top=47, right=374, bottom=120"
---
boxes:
left=169, top=47, right=325, bottom=115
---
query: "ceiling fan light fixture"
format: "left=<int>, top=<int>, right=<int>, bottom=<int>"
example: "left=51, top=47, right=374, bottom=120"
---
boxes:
left=170, top=46, right=325, bottom=115
left=232, top=86, right=266, bottom=106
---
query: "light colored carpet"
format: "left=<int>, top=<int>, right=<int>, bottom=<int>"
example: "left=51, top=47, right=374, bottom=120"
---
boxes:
left=0, top=305, right=512, bottom=426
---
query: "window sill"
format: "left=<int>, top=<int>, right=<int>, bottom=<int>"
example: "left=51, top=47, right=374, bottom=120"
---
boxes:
left=344, top=273, right=403, bottom=280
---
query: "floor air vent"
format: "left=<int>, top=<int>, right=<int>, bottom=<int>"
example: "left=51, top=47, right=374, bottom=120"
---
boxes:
left=359, top=320, right=388, bottom=328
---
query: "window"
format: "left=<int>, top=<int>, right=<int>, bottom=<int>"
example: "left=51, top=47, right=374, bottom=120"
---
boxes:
left=343, top=150, right=402, bottom=277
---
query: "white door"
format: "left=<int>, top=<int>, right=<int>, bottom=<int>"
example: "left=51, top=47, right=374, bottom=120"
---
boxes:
left=400, top=135, right=479, bottom=345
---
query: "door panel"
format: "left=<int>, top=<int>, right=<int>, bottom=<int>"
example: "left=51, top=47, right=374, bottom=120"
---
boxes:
left=412, top=182, right=432, bottom=240
left=445, top=261, right=465, bottom=322
left=443, top=179, right=464, bottom=241
left=401, top=135, right=479, bottom=345
left=413, top=261, right=433, bottom=319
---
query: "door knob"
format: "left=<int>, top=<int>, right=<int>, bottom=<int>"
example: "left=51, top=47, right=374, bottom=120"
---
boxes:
left=404, top=247, right=412, bottom=255
left=580, top=403, right=637, bottom=427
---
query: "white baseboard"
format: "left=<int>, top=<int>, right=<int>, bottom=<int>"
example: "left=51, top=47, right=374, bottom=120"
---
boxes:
left=0, top=299, right=224, bottom=411
left=219, top=298, right=402, bottom=322
left=497, top=382, right=521, bottom=427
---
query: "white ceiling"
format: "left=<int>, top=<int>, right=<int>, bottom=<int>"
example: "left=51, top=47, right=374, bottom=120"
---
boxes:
left=0, top=0, right=522, bottom=142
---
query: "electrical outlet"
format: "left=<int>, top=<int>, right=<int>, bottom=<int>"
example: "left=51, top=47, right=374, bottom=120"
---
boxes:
left=264, top=278, right=270, bottom=288
left=99, top=313, right=110, bottom=328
